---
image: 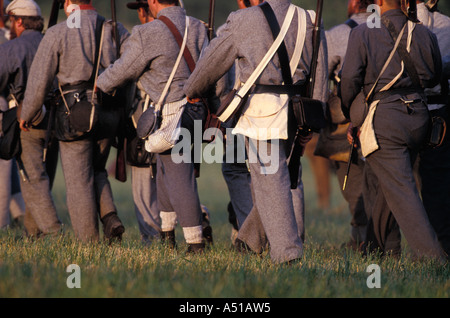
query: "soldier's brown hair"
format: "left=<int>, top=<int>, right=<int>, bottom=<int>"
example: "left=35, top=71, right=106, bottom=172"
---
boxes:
left=157, top=0, right=179, bottom=5
left=12, top=15, right=44, bottom=32
left=70, top=0, right=91, bottom=4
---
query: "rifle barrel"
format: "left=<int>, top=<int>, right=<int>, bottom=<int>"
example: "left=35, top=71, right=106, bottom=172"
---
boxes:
left=408, top=0, right=419, bottom=22
left=307, top=0, right=324, bottom=98
left=208, top=0, right=216, bottom=40
left=48, top=0, right=62, bottom=29
left=111, top=0, right=121, bottom=57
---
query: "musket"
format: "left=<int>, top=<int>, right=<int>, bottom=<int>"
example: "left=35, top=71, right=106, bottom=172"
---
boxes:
left=48, top=0, right=64, bottom=30
left=111, top=0, right=120, bottom=58
left=207, top=0, right=216, bottom=41
left=43, top=90, right=58, bottom=163
left=288, top=0, right=324, bottom=189
left=401, top=0, right=420, bottom=23
left=43, top=0, right=64, bottom=163
left=342, top=127, right=358, bottom=191
left=111, top=0, right=127, bottom=183
left=407, top=0, right=419, bottom=23
left=306, top=0, right=324, bottom=98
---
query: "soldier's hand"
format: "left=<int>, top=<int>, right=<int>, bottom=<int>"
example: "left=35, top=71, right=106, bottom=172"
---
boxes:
left=298, top=132, right=313, bottom=148
left=298, top=131, right=313, bottom=156
left=187, top=96, right=201, bottom=104
left=346, top=123, right=360, bottom=146
left=19, top=119, right=30, bottom=132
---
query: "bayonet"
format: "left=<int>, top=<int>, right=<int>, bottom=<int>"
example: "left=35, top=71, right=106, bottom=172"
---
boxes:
left=110, top=0, right=127, bottom=182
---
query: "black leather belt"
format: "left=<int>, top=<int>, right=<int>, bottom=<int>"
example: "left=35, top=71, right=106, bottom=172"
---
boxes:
left=253, top=84, right=303, bottom=96
left=373, top=87, right=423, bottom=102
left=61, top=82, right=94, bottom=92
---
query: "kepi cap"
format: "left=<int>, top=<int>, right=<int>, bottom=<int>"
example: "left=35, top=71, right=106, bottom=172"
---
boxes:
left=126, top=0, right=149, bottom=10
left=6, top=0, right=41, bottom=17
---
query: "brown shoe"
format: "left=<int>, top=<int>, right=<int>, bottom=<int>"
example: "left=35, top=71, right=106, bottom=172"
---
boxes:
left=160, top=230, right=177, bottom=249
left=101, top=212, right=125, bottom=243
left=201, top=205, right=213, bottom=245
left=186, top=242, right=205, bottom=254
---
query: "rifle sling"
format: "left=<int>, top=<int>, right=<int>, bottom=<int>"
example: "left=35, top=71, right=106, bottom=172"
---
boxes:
left=344, top=18, right=358, bottom=29
left=381, top=17, right=422, bottom=90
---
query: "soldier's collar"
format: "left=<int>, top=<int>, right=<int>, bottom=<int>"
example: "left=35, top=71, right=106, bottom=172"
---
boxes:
left=75, top=4, right=96, bottom=11
left=156, top=5, right=184, bottom=19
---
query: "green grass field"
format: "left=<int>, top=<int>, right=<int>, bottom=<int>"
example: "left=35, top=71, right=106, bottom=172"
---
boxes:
left=0, top=151, right=449, bottom=299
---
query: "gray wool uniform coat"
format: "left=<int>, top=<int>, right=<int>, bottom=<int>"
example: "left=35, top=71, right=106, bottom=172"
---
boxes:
left=184, top=0, right=328, bottom=104
left=21, top=10, right=129, bottom=123
left=97, top=6, right=209, bottom=105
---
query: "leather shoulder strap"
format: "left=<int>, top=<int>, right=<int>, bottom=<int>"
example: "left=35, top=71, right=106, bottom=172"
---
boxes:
left=381, top=17, right=421, bottom=89
left=89, top=15, right=105, bottom=84
left=344, top=19, right=358, bottom=29
left=159, top=15, right=196, bottom=73
left=260, top=2, right=293, bottom=86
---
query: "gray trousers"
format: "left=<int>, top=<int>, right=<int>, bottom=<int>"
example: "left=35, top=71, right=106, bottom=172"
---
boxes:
left=59, top=136, right=116, bottom=242
left=19, top=127, right=61, bottom=235
left=222, top=134, right=253, bottom=228
left=0, top=159, right=13, bottom=228
left=156, top=152, right=202, bottom=229
left=131, top=165, right=161, bottom=243
left=0, top=159, right=25, bottom=228
left=237, top=138, right=303, bottom=264
left=364, top=100, right=444, bottom=260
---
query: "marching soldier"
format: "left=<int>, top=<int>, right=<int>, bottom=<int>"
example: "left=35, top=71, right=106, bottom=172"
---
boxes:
left=341, top=0, right=445, bottom=261
left=124, top=0, right=161, bottom=245
left=20, top=0, right=129, bottom=243
left=185, top=0, right=328, bottom=264
left=220, top=0, right=263, bottom=244
left=224, top=0, right=310, bottom=257
left=416, top=0, right=450, bottom=259
left=1, top=0, right=61, bottom=236
left=123, top=0, right=213, bottom=248
left=97, top=0, right=210, bottom=253
left=314, top=0, right=373, bottom=249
